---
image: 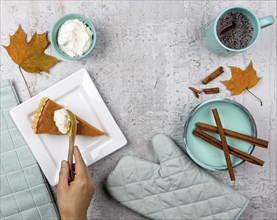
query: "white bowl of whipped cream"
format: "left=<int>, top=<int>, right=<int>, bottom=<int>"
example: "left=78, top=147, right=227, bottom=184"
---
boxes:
left=51, top=14, right=96, bottom=60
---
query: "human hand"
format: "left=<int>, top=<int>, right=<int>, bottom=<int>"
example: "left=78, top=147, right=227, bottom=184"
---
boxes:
left=57, top=146, right=95, bottom=220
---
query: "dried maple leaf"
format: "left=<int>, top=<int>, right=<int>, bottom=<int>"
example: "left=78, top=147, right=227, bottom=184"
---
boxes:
left=221, top=61, right=260, bottom=95
left=3, top=25, right=60, bottom=73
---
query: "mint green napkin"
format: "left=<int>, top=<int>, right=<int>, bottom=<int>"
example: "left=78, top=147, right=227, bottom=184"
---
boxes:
left=0, top=80, right=59, bottom=220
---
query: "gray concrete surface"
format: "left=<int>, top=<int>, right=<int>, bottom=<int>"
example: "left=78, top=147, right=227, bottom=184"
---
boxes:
left=1, top=1, right=276, bottom=219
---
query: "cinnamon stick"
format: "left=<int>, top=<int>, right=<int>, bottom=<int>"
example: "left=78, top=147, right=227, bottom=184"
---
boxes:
left=193, top=128, right=264, bottom=166
left=212, top=108, right=235, bottom=181
left=202, top=66, right=224, bottom=84
left=196, top=122, right=268, bottom=148
left=189, top=87, right=202, bottom=98
left=203, top=87, right=220, bottom=94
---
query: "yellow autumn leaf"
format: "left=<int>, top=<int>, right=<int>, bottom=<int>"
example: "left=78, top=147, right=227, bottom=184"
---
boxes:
left=3, top=25, right=60, bottom=73
left=222, top=61, right=260, bottom=95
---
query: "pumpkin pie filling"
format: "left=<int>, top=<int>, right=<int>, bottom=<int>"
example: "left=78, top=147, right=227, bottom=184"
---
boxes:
left=32, top=97, right=105, bottom=136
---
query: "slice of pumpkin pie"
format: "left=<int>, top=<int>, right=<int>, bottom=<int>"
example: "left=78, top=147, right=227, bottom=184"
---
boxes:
left=32, top=97, right=105, bottom=136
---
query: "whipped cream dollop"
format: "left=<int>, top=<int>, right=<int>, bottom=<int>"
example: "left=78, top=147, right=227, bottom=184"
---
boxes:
left=57, top=19, right=93, bottom=57
left=54, top=108, right=71, bottom=134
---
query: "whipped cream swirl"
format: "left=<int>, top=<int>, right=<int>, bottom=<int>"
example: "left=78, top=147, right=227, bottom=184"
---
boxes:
left=54, top=108, right=71, bottom=134
left=57, top=19, right=93, bottom=57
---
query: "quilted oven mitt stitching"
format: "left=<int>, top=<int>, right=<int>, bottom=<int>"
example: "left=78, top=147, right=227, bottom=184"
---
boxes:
left=106, top=134, right=249, bottom=220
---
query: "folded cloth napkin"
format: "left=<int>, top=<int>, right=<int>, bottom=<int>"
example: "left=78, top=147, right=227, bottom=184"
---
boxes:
left=107, top=134, right=249, bottom=220
left=0, top=80, right=59, bottom=220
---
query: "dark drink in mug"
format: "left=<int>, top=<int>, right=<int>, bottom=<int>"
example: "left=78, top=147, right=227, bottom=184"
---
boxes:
left=206, top=5, right=275, bottom=54
left=216, top=12, right=254, bottom=49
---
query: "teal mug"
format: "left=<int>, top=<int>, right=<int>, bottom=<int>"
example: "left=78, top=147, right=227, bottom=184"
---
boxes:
left=206, top=5, right=275, bottom=54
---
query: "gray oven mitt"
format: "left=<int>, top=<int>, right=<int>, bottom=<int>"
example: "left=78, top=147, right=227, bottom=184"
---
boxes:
left=106, top=134, right=249, bottom=220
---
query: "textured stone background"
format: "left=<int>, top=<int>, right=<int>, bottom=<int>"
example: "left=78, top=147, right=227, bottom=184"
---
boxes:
left=1, top=1, right=276, bottom=219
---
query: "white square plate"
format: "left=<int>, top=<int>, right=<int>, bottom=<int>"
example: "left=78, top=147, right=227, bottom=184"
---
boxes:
left=10, top=69, right=127, bottom=186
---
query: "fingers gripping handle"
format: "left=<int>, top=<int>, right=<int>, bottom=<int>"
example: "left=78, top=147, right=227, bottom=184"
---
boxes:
left=152, top=134, right=184, bottom=164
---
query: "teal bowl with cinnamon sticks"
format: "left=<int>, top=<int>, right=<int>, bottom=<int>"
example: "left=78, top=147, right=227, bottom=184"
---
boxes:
left=183, top=99, right=258, bottom=171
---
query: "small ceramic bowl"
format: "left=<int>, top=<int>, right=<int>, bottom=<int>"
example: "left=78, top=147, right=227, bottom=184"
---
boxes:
left=51, top=14, right=97, bottom=60
left=183, top=98, right=257, bottom=171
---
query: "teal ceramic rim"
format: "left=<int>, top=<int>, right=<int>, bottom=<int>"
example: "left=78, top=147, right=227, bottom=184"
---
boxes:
left=183, top=98, right=257, bottom=171
left=50, top=13, right=97, bottom=60
left=214, top=5, right=260, bottom=52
